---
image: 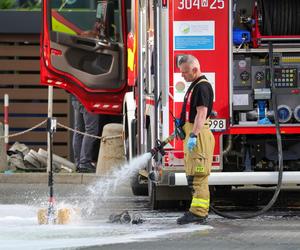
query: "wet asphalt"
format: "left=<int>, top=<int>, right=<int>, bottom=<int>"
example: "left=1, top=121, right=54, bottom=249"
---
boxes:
left=1, top=183, right=300, bottom=250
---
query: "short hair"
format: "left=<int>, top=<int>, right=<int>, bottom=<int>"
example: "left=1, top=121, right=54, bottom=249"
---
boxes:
left=178, top=54, right=200, bottom=70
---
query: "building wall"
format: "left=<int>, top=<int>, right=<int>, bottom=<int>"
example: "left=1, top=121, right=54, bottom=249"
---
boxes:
left=0, top=34, right=71, bottom=159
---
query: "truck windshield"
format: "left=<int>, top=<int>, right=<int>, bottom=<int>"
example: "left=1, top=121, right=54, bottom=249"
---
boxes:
left=50, top=0, right=123, bottom=43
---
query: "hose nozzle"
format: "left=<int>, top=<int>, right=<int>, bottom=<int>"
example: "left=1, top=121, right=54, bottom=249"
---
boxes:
left=149, top=119, right=185, bottom=158
left=150, top=139, right=166, bottom=157
left=150, top=133, right=177, bottom=157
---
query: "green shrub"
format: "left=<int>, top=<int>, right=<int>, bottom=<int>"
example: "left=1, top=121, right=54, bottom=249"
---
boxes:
left=22, top=0, right=41, bottom=9
left=0, top=0, right=17, bottom=9
left=0, top=0, right=41, bottom=10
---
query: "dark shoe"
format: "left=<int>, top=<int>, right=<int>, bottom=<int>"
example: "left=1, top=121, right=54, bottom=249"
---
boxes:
left=109, top=210, right=131, bottom=224
left=108, top=210, right=144, bottom=224
left=176, top=211, right=207, bottom=225
left=76, top=163, right=95, bottom=173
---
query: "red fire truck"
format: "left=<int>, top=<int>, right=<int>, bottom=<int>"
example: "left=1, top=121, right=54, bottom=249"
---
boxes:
left=41, top=0, right=300, bottom=208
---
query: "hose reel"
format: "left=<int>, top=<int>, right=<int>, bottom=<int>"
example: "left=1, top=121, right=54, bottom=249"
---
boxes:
left=258, top=0, right=300, bottom=36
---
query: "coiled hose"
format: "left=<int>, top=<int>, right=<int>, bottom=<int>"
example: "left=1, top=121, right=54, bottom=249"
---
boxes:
left=258, top=0, right=300, bottom=36
left=210, top=42, right=283, bottom=219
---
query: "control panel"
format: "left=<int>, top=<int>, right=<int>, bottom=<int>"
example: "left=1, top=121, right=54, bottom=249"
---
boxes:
left=273, top=68, right=297, bottom=88
left=233, top=57, right=252, bottom=89
left=233, top=52, right=300, bottom=124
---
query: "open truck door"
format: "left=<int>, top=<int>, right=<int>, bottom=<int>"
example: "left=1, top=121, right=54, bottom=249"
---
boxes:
left=41, top=0, right=129, bottom=115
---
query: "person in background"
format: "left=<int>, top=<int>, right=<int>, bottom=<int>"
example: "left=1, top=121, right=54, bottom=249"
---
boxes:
left=71, top=95, right=99, bottom=173
left=176, top=54, right=215, bottom=225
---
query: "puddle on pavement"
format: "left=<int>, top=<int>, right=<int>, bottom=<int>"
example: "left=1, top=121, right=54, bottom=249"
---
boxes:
left=0, top=204, right=212, bottom=250
left=0, top=154, right=212, bottom=249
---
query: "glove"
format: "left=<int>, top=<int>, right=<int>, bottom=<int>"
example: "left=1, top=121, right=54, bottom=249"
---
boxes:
left=187, top=137, right=197, bottom=151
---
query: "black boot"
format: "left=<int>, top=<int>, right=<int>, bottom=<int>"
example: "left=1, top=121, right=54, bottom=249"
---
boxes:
left=76, top=163, right=96, bottom=173
left=177, top=211, right=207, bottom=225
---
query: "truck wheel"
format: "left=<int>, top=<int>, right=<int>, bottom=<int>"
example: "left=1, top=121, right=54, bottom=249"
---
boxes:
left=130, top=173, right=148, bottom=196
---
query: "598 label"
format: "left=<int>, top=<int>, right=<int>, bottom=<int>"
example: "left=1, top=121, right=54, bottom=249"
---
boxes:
left=177, top=0, right=225, bottom=10
left=209, top=119, right=226, bottom=131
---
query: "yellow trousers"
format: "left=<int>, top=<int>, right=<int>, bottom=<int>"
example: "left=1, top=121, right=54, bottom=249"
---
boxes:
left=183, top=122, right=215, bottom=217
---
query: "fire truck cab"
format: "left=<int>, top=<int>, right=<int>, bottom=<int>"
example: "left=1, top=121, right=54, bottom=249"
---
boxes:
left=41, top=0, right=300, bottom=209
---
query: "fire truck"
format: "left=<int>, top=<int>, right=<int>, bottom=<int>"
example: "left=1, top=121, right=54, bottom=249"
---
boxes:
left=41, top=0, right=300, bottom=209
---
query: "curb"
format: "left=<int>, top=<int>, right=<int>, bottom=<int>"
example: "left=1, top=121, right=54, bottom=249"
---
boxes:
left=0, top=173, right=103, bottom=184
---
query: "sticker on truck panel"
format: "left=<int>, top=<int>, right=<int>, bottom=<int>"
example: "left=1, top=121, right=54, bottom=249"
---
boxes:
left=209, top=119, right=226, bottom=131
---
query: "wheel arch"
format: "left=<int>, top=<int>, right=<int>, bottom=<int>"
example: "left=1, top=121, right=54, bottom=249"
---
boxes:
left=123, top=92, right=136, bottom=160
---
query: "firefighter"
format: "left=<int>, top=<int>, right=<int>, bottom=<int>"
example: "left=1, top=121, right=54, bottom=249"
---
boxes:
left=177, top=54, right=215, bottom=225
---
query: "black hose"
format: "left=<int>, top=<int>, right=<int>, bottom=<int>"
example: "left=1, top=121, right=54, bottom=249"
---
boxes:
left=259, top=0, right=300, bottom=36
left=210, top=42, right=283, bottom=219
